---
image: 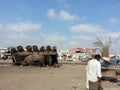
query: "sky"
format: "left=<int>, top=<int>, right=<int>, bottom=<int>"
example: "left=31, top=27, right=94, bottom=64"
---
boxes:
left=0, top=0, right=120, bottom=54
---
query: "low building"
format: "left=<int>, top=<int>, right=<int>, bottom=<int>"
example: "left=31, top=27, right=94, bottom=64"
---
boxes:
left=67, top=48, right=96, bottom=61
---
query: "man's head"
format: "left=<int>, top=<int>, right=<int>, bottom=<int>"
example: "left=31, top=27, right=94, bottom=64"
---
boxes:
left=94, top=54, right=101, bottom=61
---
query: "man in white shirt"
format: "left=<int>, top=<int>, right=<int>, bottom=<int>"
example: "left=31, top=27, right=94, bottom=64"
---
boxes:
left=86, top=54, right=102, bottom=90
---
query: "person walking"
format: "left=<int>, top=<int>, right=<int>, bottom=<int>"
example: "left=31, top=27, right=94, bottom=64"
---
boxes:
left=86, top=54, right=102, bottom=90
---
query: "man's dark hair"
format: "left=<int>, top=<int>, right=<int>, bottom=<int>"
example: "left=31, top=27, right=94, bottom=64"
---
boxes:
left=94, top=54, right=101, bottom=59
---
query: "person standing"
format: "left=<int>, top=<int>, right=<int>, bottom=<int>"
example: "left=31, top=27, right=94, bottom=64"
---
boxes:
left=86, top=54, right=102, bottom=90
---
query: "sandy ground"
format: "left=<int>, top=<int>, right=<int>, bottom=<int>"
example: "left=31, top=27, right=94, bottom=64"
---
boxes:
left=0, top=59, right=120, bottom=90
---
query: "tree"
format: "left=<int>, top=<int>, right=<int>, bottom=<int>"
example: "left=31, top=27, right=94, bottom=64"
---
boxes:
left=93, top=38, right=111, bottom=57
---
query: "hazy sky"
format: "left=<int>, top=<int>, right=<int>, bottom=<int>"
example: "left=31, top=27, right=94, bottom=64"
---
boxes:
left=0, top=0, right=120, bottom=54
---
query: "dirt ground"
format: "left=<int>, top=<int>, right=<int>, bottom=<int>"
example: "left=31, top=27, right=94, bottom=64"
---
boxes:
left=0, top=59, right=120, bottom=90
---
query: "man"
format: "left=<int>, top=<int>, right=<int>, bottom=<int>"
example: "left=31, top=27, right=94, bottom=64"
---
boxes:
left=86, top=54, right=102, bottom=90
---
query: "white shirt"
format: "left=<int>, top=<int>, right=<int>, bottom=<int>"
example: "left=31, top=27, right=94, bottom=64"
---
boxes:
left=86, top=59, right=102, bottom=89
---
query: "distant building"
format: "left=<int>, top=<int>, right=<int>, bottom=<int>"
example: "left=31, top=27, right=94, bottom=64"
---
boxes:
left=67, top=48, right=96, bottom=61
left=68, top=48, right=96, bottom=55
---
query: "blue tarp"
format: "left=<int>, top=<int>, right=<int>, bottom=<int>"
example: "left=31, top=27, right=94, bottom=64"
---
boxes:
left=101, top=58, right=120, bottom=67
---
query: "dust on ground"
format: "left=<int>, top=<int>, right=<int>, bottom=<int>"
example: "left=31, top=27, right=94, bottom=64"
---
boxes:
left=0, top=59, right=120, bottom=90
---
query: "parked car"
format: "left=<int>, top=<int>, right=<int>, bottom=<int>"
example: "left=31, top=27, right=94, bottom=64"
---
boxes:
left=1, top=51, right=11, bottom=60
